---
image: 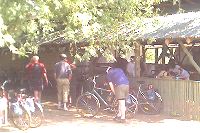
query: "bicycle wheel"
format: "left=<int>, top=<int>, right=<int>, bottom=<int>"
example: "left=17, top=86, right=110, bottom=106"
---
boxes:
left=76, top=92, right=100, bottom=117
left=139, top=92, right=163, bottom=115
left=11, top=104, right=30, bottom=131
left=30, top=102, right=43, bottom=128
left=125, top=94, right=138, bottom=119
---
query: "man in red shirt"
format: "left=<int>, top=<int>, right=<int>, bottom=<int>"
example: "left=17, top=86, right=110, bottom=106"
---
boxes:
left=25, top=55, right=48, bottom=103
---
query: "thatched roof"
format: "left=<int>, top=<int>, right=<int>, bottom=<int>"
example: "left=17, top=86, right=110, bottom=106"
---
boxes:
left=137, top=11, right=200, bottom=43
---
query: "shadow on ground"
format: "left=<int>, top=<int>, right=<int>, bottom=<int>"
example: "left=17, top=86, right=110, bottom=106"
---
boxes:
left=42, top=101, right=169, bottom=126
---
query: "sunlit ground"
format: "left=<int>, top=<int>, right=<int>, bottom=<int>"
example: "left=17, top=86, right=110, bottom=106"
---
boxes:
left=1, top=101, right=200, bottom=133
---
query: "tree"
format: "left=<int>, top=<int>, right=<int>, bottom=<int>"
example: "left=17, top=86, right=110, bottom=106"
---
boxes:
left=0, top=0, right=180, bottom=60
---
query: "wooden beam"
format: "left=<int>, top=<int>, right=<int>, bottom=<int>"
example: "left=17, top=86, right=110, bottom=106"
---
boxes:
left=180, top=43, right=195, bottom=64
left=177, top=39, right=200, bottom=74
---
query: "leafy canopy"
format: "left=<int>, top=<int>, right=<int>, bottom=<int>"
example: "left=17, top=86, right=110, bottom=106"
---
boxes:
left=0, top=0, right=179, bottom=61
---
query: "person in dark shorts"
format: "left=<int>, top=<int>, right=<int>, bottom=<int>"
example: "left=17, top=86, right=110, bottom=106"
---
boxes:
left=25, top=55, right=48, bottom=103
left=106, top=65, right=129, bottom=123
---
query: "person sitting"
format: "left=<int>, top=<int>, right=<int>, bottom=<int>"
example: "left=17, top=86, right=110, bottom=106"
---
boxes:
left=156, top=65, right=173, bottom=79
left=168, top=63, right=190, bottom=80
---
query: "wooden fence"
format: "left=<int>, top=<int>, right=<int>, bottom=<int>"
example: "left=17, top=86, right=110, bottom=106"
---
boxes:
left=138, top=77, right=200, bottom=120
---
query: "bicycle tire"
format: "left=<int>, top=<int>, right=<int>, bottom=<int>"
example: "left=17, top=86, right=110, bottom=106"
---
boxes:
left=11, top=105, right=30, bottom=131
left=139, top=92, right=163, bottom=115
left=112, top=94, right=138, bottom=119
left=30, top=102, right=43, bottom=128
left=76, top=92, right=100, bottom=118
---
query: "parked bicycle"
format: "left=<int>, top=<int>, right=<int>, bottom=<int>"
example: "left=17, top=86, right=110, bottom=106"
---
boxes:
left=18, top=88, right=44, bottom=128
left=0, top=80, right=44, bottom=130
left=0, top=80, right=30, bottom=130
left=76, top=75, right=138, bottom=118
left=132, top=81, right=163, bottom=115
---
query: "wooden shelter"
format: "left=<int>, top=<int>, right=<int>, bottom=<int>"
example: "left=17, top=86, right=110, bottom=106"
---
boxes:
left=132, top=11, right=200, bottom=120
left=130, top=11, right=200, bottom=78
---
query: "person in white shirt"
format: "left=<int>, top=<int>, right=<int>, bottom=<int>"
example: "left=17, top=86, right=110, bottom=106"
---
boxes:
left=126, top=56, right=136, bottom=91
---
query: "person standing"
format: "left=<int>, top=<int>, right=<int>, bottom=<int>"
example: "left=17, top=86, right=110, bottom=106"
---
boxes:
left=25, top=55, right=48, bottom=103
left=54, top=54, right=72, bottom=110
left=140, top=56, right=148, bottom=76
left=126, top=56, right=136, bottom=91
left=106, top=65, right=129, bottom=123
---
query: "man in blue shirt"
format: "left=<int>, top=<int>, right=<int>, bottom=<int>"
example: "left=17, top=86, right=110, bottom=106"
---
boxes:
left=106, top=66, right=129, bottom=123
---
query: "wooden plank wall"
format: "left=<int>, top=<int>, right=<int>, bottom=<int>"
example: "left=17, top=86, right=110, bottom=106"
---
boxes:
left=138, top=77, right=200, bottom=120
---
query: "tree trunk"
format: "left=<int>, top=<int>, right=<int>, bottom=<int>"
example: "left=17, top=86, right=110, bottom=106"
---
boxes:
left=135, top=41, right=141, bottom=78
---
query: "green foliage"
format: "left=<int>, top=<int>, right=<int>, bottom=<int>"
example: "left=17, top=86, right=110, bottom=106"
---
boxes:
left=0, top=0, right=174, bottom=60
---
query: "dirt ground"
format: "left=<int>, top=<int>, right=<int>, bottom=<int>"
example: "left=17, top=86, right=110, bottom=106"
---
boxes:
left=1, top=100, right=200, bottom=133
left=1, top=89, right=200, bottom=133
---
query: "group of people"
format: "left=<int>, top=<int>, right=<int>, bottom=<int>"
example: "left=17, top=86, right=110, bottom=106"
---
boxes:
left=24, top=54, right=191, bottom=124
left=0, top=53, right=192, bottom=125
left=24, top=54, right=131, bottom=123
left=156, top=59, right=190, bottom=80
left=25, top=54, right=72, bottom=111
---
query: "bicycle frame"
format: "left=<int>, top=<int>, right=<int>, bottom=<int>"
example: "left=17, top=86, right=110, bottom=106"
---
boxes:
left=137, top=84, right=149, bottom=102
left=88, top=75, right=114, bottom=109
left=134, top=81, right=155, bottom=104
left=132, top=81, right=163, bottom=115
left=92, top=88, right=113, bottom=108
left=76, top=75, right=139, bottom=118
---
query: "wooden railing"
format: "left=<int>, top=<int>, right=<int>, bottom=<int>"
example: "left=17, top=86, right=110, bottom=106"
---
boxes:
left=137, top=77, right=200, bottom=120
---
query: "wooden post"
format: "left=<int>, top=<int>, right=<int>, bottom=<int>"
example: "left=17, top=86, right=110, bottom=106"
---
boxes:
left=135, top=41, right=141, bottom=78
left=155, top=48, right=158, bottom=65
left=177, top=39, right=200, bottom=74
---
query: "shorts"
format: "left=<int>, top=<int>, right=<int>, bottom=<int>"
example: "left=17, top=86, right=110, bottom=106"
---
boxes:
left=114, top=84, right=129, bottom=100
left=29, top=79, right=43, bottom=91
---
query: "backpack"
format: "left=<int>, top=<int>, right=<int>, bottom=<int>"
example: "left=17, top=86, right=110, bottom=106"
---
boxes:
left=30, top=63, right=42, bottom=79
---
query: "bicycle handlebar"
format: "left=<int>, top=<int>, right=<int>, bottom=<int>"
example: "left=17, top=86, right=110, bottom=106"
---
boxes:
left=1, top=80, right=11, bottom=90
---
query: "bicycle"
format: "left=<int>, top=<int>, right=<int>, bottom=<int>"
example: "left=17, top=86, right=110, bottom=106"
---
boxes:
left=20, top=78, right=46, bottom=128
left=76, top=75, right=138, bottom=119
left=132, top=81, right=163, bottom=115
left=0, top=80, right=30, bottom=130
left=0, top=80, right=44, bottom=130
left=18, top=88, right=44, bottom=128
